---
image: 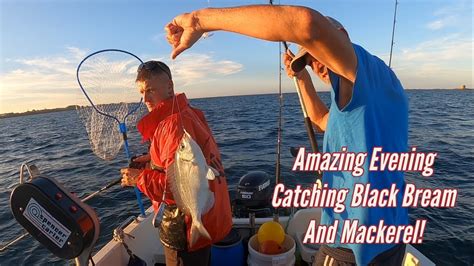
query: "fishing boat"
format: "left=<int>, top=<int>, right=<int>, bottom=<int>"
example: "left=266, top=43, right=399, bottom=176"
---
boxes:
left=3, top=1, right=438, bottom=263
left=6, top=163, right=435, bottom=265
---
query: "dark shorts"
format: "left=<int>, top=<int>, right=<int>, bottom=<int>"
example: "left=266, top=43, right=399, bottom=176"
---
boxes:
left=164, top=245, right=211, bottom=266
left=314, top=244, right=406, bottom=266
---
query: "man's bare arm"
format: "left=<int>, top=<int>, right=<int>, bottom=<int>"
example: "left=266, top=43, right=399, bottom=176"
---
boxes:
left=167, top=5, right=356, bottom=82
left=295, top=71, right=329, bottom=132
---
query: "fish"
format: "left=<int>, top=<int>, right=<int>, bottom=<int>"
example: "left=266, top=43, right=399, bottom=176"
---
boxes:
left=167, top=130, right=217, bottom=247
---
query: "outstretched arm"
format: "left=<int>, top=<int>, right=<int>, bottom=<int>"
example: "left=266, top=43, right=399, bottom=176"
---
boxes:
left=166, top=5, right=356, bottom=82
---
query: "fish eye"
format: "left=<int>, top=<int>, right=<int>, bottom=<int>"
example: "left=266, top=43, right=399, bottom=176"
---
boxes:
left=180, top=144, right=185, bottom=150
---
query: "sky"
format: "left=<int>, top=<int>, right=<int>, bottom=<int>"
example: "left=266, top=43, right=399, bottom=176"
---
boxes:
left=0, top=0, right=472, bottom=114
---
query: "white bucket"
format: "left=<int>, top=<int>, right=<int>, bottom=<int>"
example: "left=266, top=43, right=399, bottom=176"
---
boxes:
left=247, top=234, right=296, bottom=266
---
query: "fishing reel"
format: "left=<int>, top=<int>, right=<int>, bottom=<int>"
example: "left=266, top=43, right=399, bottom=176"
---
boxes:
left=9, top=163, right=100, bottom=265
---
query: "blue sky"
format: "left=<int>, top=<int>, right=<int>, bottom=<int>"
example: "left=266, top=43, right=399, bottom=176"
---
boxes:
left=0, top=0, right=472, bottom=113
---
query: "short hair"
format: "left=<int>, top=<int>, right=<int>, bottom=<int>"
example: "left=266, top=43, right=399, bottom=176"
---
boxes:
left=136, top=60, right=172, bottom=82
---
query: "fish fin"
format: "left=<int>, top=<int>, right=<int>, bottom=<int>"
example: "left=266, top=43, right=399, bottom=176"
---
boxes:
left=166, top=161, right=176, bottom=181
left=209, top=166, right=220, bottom=177
left=203, top=192, right=215, bottom=214
left=206, top=167, right=216, bottom=180
left=183, top=129, right=192, bottom=139
left=190, top=219, right=211, bottom=247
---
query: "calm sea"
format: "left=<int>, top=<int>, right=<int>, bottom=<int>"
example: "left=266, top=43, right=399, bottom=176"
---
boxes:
left=0, top=90, right=473, bottom=265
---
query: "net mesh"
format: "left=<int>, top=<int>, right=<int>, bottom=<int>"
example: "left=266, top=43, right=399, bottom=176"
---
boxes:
left=76, top=50, right=146, bottom=160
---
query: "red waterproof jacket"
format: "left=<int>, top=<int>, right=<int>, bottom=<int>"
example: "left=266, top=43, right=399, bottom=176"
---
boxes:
left=135, top=93, right=232, bottom=251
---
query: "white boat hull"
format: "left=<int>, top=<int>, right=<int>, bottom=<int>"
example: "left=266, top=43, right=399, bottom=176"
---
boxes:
left=92, top=206, right=435, bottom=265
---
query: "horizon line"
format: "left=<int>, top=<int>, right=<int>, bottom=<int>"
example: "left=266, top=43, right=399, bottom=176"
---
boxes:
left=0, top=87, right=470, bottom=115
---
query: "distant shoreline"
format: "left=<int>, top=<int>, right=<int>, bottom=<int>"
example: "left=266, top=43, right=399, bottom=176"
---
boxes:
left=1, top=88, right=471, bottom=119
left=0, top=106, right=78, bottom=119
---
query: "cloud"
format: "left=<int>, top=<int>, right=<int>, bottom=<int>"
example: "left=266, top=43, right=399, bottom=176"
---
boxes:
left=67, top=46, right=87, bottom=60
left=143, top=53, right=243, bottom=87
left=392, top=34, right=473, bottom=89
left=0, top=48, right=243, bottom=113
left=152, top=33, right=166, bottom=43
left=172, top=53, right=243, bottom=86
left=427, top=16, right=456, bottom=30
left=426, top=1, right=471, bottom=30
left=1, top=47, right=89, bottom=96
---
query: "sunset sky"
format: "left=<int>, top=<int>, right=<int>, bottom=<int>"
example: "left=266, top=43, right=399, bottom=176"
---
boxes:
left=1, top=0, right=472, bottom=113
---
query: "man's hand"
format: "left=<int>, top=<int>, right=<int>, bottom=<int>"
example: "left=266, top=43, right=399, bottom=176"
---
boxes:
left=165, top=12, right=205, bottom=59
left=283, top=50, right=307, bottom=79
left=120, top=168, right=141, bottom=187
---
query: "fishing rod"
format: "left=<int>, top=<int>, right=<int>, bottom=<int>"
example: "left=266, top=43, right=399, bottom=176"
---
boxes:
left=270, top=0, right=322, bottom=223
left=284, top=45, right=321, bottom=155
left=268, top=0, right=320, bottom=157
left=0, top=176, right=122, bottom=252
left=389, top=0, right=398, bottom=68
left=280, top=40, right=322, bottom=178
left=274, top=31, right=284, bottom=221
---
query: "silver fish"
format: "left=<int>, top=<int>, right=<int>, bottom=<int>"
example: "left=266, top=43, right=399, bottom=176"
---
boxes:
left=167, top=130, right=217, bottom=247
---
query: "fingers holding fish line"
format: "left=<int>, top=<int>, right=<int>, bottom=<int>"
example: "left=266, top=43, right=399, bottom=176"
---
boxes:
left=165, top=22, right=182, bottom=36
left=165, top=26, right=182, bottom=46
left=167, top=13, right=205, bottom=59
left=165, top=25, right=181, bottom=52
left=165, top=18, right=184, bottom=52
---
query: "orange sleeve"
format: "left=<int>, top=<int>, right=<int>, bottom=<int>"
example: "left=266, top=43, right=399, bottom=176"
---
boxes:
left=136, top=169, right=166, bottom=202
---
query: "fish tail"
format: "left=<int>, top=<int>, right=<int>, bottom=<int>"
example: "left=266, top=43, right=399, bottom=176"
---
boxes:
left=190, top=219, right=211, bottom=247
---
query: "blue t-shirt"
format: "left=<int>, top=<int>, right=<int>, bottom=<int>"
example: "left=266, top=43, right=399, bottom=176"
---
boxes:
left=321, top=43, right=409, bottom=265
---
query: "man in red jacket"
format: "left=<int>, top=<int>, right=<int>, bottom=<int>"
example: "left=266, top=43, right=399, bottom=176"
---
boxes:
left=120, top=60, right=232, bottom=265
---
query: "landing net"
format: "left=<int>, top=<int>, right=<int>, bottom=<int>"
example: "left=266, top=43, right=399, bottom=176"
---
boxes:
left=76, top=49, right=146, bottom=160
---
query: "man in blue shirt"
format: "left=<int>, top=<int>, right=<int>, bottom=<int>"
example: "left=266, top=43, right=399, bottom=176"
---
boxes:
left=166, top=5, right=408, bottom=265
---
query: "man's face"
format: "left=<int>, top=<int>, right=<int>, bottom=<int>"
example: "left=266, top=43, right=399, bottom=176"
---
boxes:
left=306, top=54, right=331, bottom=84
left=136, top=74, right=172, bottom=112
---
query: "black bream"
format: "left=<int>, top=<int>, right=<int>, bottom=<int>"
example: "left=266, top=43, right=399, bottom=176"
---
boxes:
left=167, top=130, right=217, bottom=247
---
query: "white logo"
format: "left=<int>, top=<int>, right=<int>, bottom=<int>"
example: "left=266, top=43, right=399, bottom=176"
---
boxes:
left=23, top=198, right=71, bottom=248
left=258, top=180, right=270, bottom=191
